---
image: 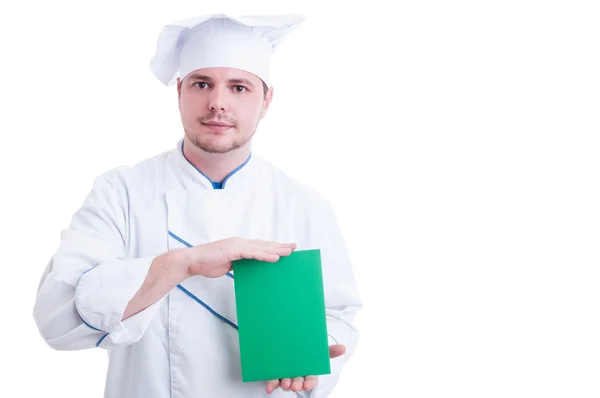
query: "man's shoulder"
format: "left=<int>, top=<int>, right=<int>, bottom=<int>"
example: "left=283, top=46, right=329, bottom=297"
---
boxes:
left=259, top=156, right=332, bottom=211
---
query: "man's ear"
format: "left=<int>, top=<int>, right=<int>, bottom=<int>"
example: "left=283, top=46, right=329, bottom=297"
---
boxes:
left=260, top=87, right=274, bottom=119
left=177, top=78, right=182, bottom=100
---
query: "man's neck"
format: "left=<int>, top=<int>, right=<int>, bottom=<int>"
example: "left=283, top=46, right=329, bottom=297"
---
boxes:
left=182, top=137, right=251, bottom=183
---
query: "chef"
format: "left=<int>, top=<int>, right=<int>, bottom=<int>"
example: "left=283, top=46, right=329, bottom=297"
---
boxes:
left=33, top=13, right=362, bottom=398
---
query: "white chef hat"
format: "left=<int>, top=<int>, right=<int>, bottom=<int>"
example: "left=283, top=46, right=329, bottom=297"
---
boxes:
left=149, top=13, right=305, bottom=87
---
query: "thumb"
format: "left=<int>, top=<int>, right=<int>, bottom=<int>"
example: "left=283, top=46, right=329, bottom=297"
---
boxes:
left=329, top=344, right=346, bottom=359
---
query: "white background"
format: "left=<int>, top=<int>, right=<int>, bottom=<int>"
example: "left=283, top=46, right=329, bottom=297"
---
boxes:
left=1, top=0, right=599, bottom=397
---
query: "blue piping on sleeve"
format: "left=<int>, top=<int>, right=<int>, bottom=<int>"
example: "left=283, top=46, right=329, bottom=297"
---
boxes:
left=78, top=313, right=105, bottom=333
left=96, top=333, right=109, bottom=347
left=77, top=267, right=110, bottom=345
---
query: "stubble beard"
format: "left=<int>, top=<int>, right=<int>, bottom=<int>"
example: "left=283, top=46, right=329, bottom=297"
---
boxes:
left=185, top=120, right=257, bottom=154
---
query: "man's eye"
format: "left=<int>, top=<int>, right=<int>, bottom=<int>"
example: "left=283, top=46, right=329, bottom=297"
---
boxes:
left=194, top=82, right=209, bottom=89
left=233, top=86, right=247, bottom=93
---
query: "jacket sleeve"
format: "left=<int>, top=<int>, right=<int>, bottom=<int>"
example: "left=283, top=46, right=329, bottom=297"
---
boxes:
left=33, top=170, right=165, bottom=350
left=302, top=200, right=363, bottom=397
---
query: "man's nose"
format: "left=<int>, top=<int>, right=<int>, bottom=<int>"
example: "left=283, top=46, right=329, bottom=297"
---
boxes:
left=208, top=88, right=227, bottom=113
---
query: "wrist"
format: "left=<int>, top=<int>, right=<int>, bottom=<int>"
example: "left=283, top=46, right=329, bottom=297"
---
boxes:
left=156, top=249, right=192, bottom=284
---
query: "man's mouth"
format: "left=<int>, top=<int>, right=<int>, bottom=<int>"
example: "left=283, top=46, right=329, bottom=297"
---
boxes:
left=202, top=121, right=234, bottom=127
left=202, top=121, right=235, bottom=132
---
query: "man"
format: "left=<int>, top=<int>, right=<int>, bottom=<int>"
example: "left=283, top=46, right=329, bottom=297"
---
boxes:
left=33, top=13, right=362, bottom=398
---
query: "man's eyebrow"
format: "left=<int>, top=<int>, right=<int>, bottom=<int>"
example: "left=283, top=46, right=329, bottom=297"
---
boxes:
left=187, top=73, right=213, bottom=82
left=228, top=78, right=255, bottom=88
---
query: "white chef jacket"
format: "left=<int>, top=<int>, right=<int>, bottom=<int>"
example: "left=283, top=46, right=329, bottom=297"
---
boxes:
left=33, top=139, right=362, bottom=397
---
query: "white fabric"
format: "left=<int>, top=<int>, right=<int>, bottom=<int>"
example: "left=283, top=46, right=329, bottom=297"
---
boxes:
left=149, top=14, right=305, bottom=86
left=33, top=140, right=362, bottom=398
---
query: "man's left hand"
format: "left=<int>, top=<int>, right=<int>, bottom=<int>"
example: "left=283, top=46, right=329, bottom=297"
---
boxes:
left=265, top=344, right=346, bottom=394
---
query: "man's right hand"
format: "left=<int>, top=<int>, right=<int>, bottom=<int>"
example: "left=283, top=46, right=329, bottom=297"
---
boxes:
left=184, top=238, right=297, bottom=278
left=122, top=238, right=295, bottom=321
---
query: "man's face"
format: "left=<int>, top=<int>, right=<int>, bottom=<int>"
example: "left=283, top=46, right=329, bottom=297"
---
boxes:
left=177, top=67, right=273, bottom=154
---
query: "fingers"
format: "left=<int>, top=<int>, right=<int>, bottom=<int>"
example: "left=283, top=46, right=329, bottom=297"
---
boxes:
left=266, top=376, right=317, bottom=394
left=265, top=380, right=280, bottom=394
left=263, top=243, right=296, bottom=258
left=329, top=344, right=346, bottom=359
left=303, top=376, right=319, bottom=391
left=274, top=246, right=294, bottom=255
left=291, top=377, right=304, bottom=392
left=249, top=240, right=297, bottom=252
left=260, top=248, right=295, bottom=259
left=238, top=242, right=296, bottom=262
left=280, top=378, right=292, bottom=391
left=240, top=250, right=281, bottom=262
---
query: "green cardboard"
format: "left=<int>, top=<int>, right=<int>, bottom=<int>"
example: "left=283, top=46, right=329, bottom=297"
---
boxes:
left=232, top=249, right=331, bottom=382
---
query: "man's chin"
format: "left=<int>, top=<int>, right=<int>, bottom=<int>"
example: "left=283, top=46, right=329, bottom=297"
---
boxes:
left=201, top=146, right=235, bottom=154
left=192, top=138, right=239, bottom=154
left=186, top=130, right=252, bottom=154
